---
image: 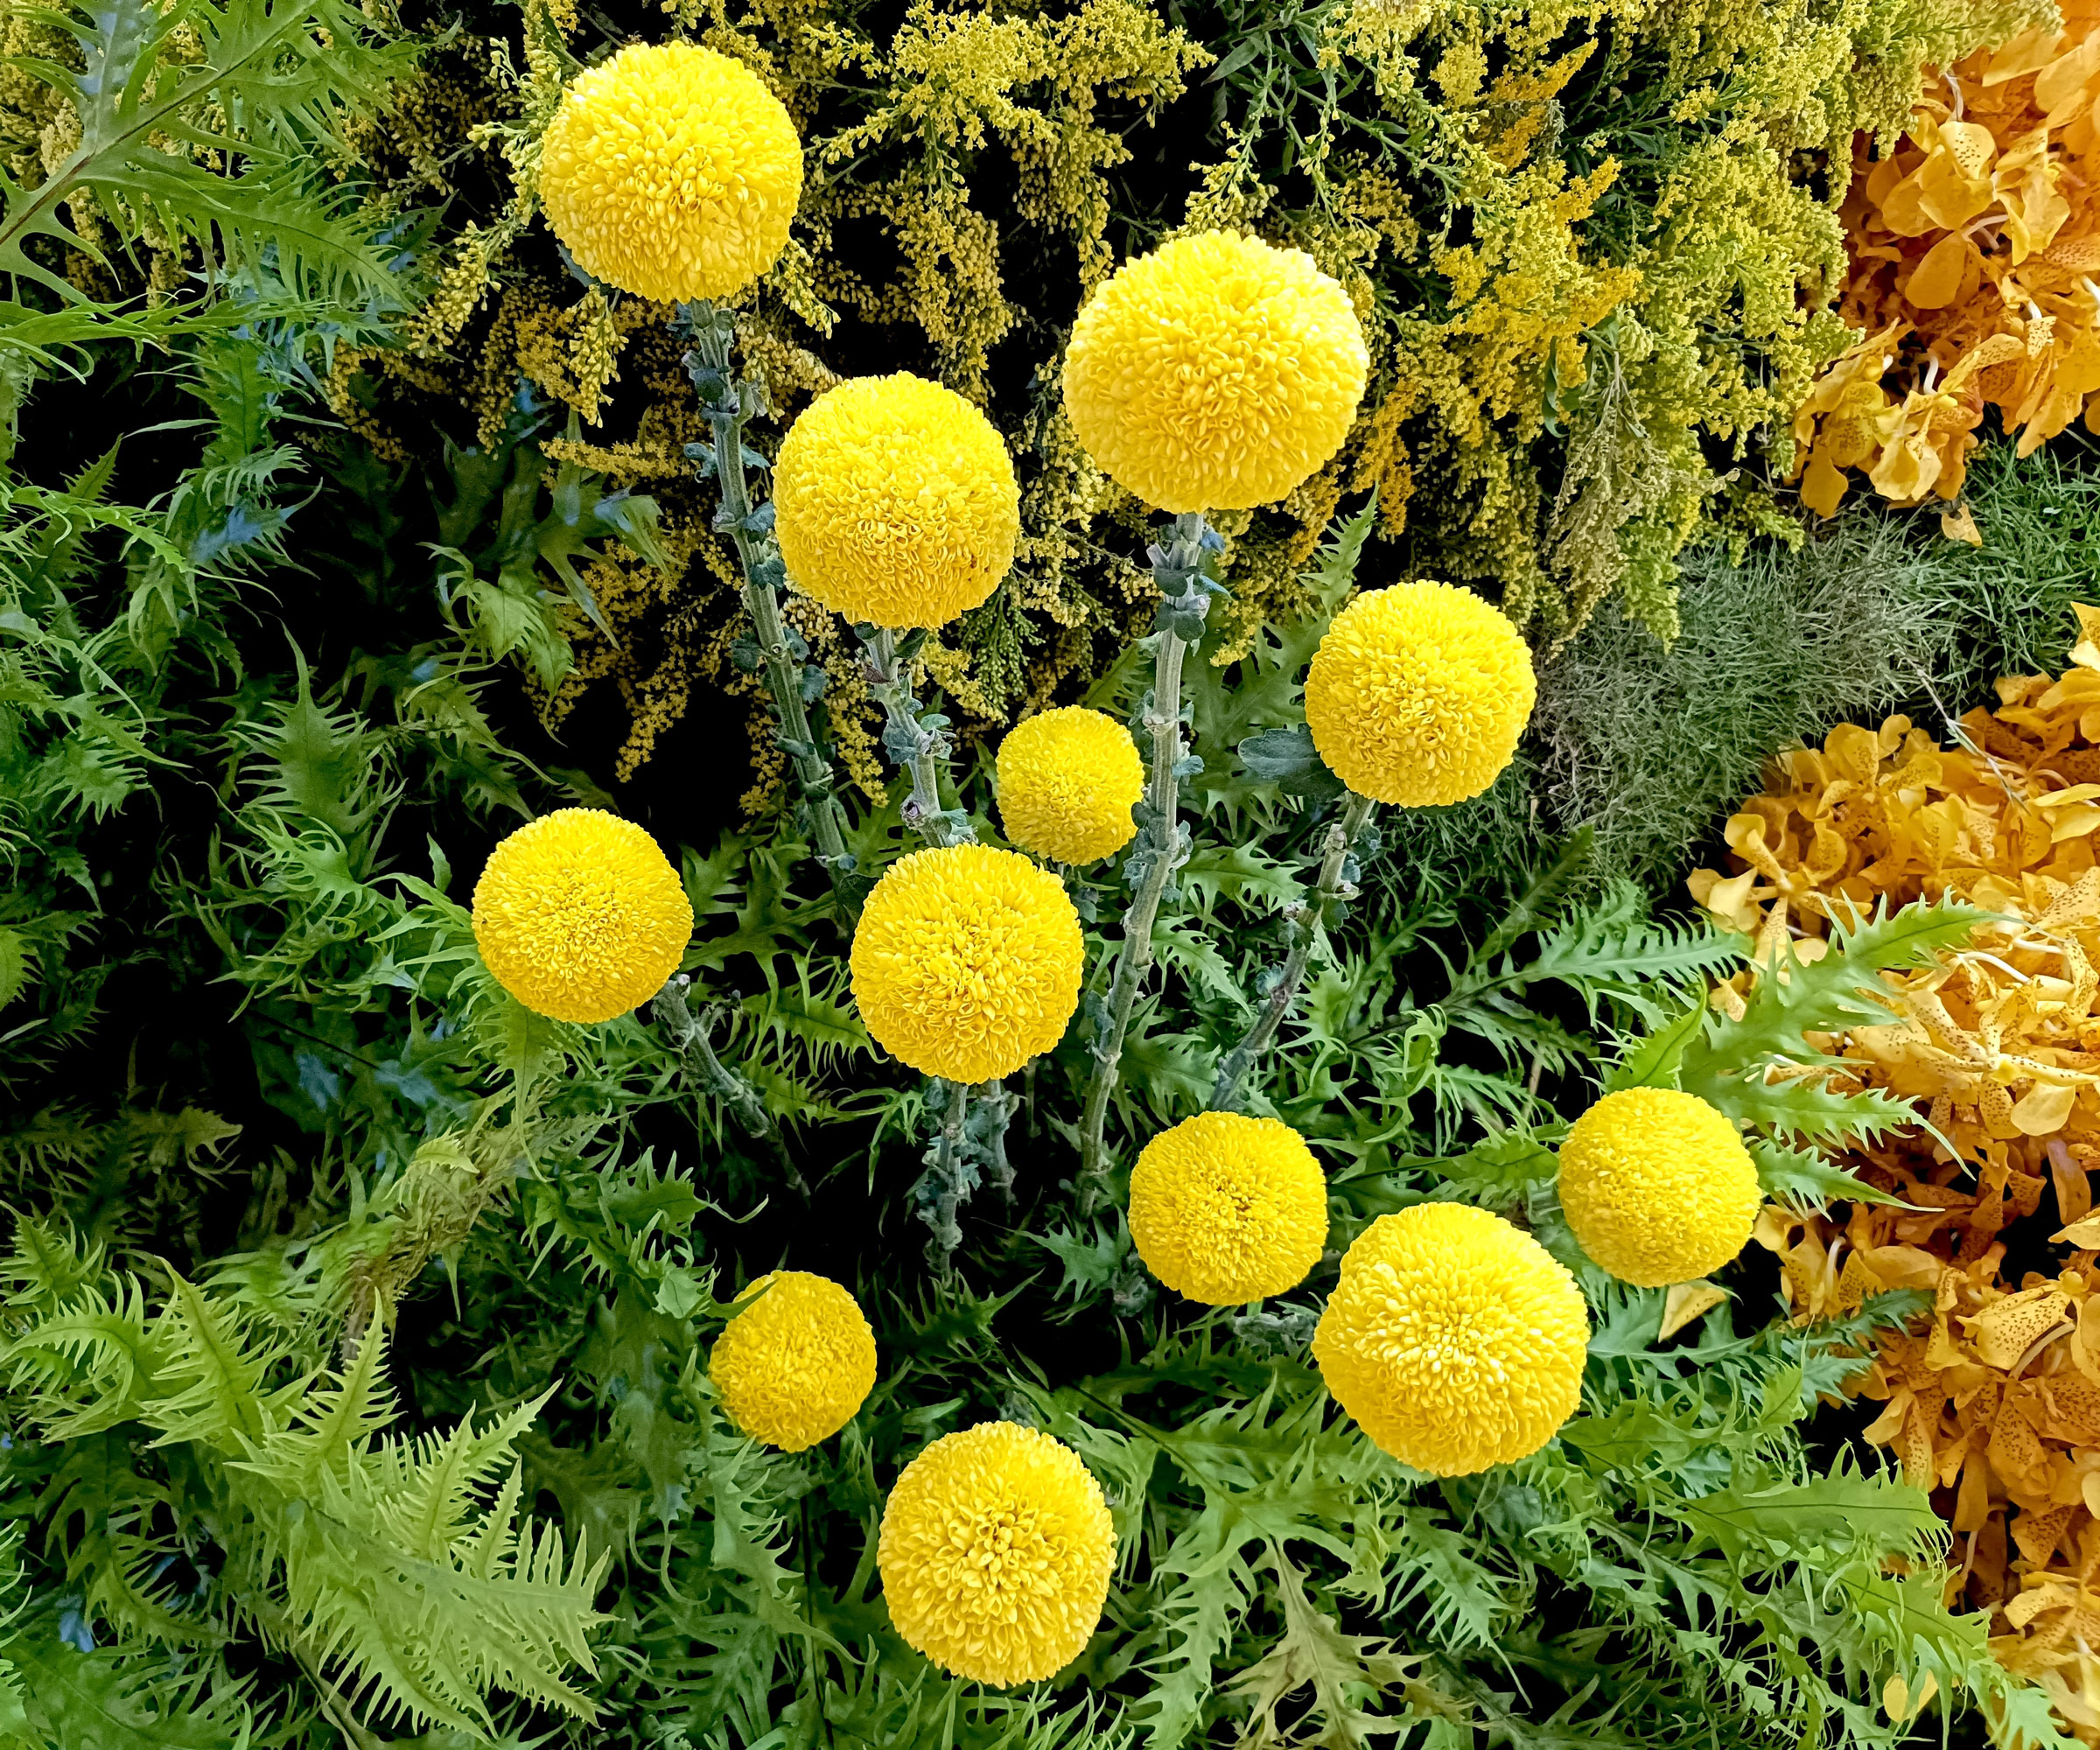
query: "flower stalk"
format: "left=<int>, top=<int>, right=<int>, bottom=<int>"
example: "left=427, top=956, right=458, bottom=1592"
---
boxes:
left=861, top=626, right=976, bottom=847
left=1208, top=789, right=1378, bottom=1112
left=680, top=302, right=858, bottom=895
left=1077, top=510, right=1222, bottom=1208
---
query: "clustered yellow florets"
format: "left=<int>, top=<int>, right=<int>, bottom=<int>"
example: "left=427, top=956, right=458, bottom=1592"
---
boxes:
left=1127, top=1112, right=1327, bottom=1304
left=1313, top=1202, right=1589, bottom=1477
left=878, top=1420, right=1114, bottom=1686
left=774, top=374, right=1020, bottom=630
left=850, top=844, right=1083, bottom=1083
left=710, top=1270, right=878, bottom=1452
left=538, top=42, right=803, bottom=304
left=995, top=706, right=1144, bottom=865
left=470, top=808, right=692, bottom=1024
left=1061, top=231, right=1368, bottom=513
left=1304, top=581, right=1537, bottom=808
left=1557, top=1088, right=1762, bottom=1288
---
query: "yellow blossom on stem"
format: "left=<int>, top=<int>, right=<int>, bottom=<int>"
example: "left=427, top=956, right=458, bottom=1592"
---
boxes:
left=878, top=1421, right=1114, bottom=1686
left=470, top=808, right=692, bottom=1023
left=710, top=1271, right=877, bottom=1452
left=539, top=42, right=803, bottom=304
left=994, top=706, right=1144, bottom=864
left=1313, top=1202, right=1588, bottom=1476
left=1304, top=581, right=1536, bottom=807
left=1127, top=1112, right=1327, bottom=1304
left=850, top=844, right=1082, bottom=1082
left=1060, top=231, right=1367, bottom=513
left=774, top=373, right=1020, bottom=630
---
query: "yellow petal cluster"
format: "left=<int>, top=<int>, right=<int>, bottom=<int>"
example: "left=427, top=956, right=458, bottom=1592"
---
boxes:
left=774, top=374, right=1019, bottom=630
left=710, top=1271, right=877, bottom=1452
left=470, top=808, right=692, bottom=1023
left=538, top=42, right=803, bottom=304
left=850, top=844, right=1082, bottom=1083
left=1557, top=1088, right=1760, bottom=1287
left=1061, top=231, right=1368, bottom=513
left=994, top=707, right=1144, bottom=865
left=1127, top=1112, right=1327, bottom=1304
left=1312, top=1202, right=1588, bottom=1476
left=1303, top=581, right=1536, bottom=808
left=1791, top=13, right=2100, bottom=515
left=878, top=1420, right=1114, bottom=1686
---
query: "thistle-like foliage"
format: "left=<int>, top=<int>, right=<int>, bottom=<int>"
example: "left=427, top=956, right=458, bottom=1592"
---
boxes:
left=2, top=0, right=412, bottom=349
left=0, top=1223, right=607, bottom=1737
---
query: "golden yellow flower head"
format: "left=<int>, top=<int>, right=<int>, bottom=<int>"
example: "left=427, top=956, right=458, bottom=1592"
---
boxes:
left=1061, top=231, right=1368, bottom=513
left=878, top=1420, right=1114, bottom=1686
left=1128, top=1112, right=1328, bottom=1304
left=1312, top=1203, right=1588, bottom=1476
left=995, top=707, right=1144, bottom=864
left=774, top=374, right=1019, bottom=630
left=710, top=1270, right=877, bottom=1452
left=470, top=808, right=692, bottom=1024
left=1557, top=1088, right=1762, bottom=1287
left=538, top=42, right=802, bottom=304
left=850, top=844, right=1082, bottom=1083
left=1304, top=581, right=1536, bottom=808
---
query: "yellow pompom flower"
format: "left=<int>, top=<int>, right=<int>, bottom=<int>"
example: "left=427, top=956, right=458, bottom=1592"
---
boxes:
left=995, top=707, right=1144, bottom=864
left=878, top=1420, right=1114, bottom=1686
left=774, top=374, right=1020, bottom=630
left=1060, top=231, right=1368, bottom=513
left=538, top=42, right=802, bottom=304
left=1128, top=1112, right=1327, bottom=1304
left=470, top=808, right=692, bottom=1024
left=1312, top=1203, right=1588, bottom=1476
left=710, top=1271, right=877, bottom=1452
left=850, top=844, right=1082, bottom=1083
left=1304, top=581, right=1537, bottom=808
left=1557, top=1088, right=1762, bottom=1287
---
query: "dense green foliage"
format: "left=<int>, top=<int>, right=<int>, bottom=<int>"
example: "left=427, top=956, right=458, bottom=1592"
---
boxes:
left=5, top=0, right=2100, bottom=1746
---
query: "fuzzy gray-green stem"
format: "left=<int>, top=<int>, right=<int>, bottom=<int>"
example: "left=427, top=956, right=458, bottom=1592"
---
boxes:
left=979, top=1077, right=1016, bottom=1204
left=653, top=977, right=776, bottom=1142
left=1208, top=789, right=1377, bottom=1112
left=684, top=304, right=854, bottom=890
left=653, top=976, right=809, bottom=1194
left=1077, top=511, right=1214, bottom=1209
left=863, top=626, right=976, bottom=848
left=921, top=1078, right=972, bottom=1268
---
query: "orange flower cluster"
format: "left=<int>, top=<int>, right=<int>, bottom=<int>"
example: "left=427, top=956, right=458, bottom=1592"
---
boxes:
left=1789, top=5, right=2100, bottom=518
left=1691, top=612, right=2100, bottom=1736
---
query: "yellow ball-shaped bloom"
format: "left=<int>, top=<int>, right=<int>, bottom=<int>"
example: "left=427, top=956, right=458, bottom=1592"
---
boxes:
left=878, top=1421, right=1114, bottom=1686
left=471, top=809, right=692, bottom=1024
left=1312, top=1203, right=1588, bottom=1476
left=995, top=707, right=1144, bottom=864
left=1557, top=1088, right=1762, bottom=1287
left=1304, top=581, right=1536, bottom=808
left=1128, top=1112, right=1328, bottom=1304
left=710, top=1271, right=877, bottom=1452
left=774, top=374, right=1019, bottom=630
left=1061, top=231, right=1368, bottom=513
left=850, top=845, right=1082, bottom=1083
left=539, top=42, right=802, bottom=304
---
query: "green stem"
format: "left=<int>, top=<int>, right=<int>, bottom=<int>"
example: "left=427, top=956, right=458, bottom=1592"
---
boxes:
left=683, top=304, right=856, bottom=898
left=653, top=975, right=808, bottom=1195
left=922, top=1078, right=972, bottom=1268
left=862, top=626, right=976, bottom=848
left=1209, top=789, right=1377, bottom=1112
left=979, top=1077, right=1016, bottom=1204
left=1077, top=511, right=1215, bottom=1211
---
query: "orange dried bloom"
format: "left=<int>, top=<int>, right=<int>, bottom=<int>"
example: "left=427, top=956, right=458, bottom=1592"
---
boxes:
left=1695, top=608, right=2100, bottom=1740
left=1792, top=11, right=2100, bottom=515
